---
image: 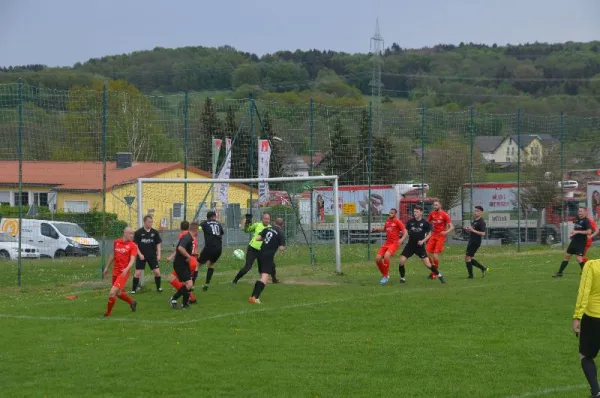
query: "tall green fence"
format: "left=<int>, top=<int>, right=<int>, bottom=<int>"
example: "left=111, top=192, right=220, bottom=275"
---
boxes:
left=1, top=80, right=599, bottom=286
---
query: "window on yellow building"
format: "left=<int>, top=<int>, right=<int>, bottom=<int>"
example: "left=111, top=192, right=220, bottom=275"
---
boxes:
left=173, top=203, right=184, bottom=219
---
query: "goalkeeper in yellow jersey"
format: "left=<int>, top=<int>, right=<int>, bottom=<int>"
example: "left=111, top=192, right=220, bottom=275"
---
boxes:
left=573, top=259, right=600, bottom=397
left=232, top=212, right=279, bottom=284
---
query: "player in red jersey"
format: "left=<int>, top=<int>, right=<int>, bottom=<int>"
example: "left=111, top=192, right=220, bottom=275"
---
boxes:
left=426, top=200, right=454, bottom=280
left=372, top=208, right=407, bottom=285
left=167, top=221, right=198, bottom=303
left=583, top=212, right=599, bottom=266
left=102, top=227, right=138, bottom=317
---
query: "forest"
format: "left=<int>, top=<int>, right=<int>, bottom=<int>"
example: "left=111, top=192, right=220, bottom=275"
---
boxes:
left=1, top=41, right=600, bottom=115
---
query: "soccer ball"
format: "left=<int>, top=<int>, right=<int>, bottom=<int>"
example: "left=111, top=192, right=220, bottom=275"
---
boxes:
left=233, top=249, right=245, bottom=261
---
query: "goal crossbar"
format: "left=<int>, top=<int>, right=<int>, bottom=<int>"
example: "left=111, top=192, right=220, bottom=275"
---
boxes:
left=136, top=175, right=342, bottom=273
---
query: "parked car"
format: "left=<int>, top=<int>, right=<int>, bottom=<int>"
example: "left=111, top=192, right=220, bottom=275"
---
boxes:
left=0, top=219, right=99, bottom=258
left=0, top=232, right=40, bottom=260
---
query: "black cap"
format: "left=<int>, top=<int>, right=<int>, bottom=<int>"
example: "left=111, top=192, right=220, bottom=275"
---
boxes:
left=207, top=210, right=216, bottom=219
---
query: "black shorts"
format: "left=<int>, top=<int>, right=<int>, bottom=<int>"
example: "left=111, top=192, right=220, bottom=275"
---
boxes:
left=199, top=247, right=222, bottom=265
left=135, top=257, right=159, bottom=270
left=401, top=244, right=427, bottom=259
left=245, top=246, right=260, bottom=267
left=173, top=262, right=191, bottom=283
left=580, top=314, right=600, bottom=358
left=257, top=253, right=276, bottom=275
left=567, top=240, right=586, bottom=256
left=466, top=242, right=481, bottom=257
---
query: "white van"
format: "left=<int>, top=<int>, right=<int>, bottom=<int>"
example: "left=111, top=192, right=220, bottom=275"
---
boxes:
left=0, top=219, right=99, bottom=258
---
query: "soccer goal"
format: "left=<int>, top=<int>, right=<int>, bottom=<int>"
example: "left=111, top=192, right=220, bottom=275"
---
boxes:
left=135, top=175, right=342, bottom=275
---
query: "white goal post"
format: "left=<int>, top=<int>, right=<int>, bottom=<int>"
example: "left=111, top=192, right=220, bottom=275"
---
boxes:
left=136, top=175, right=342, bottom=273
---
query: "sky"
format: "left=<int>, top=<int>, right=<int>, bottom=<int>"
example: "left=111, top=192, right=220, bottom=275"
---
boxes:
left=0, top=0, right=598, bottom=67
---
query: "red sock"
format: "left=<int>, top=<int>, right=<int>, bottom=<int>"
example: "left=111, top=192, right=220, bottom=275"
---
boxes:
left=118, top=292, right=133, bottom=305
left=376, top=260, right=385, bottom=276
left=170, top=279, right=183, bottom=290
left=190, top=292, right=196, bottom=301
left=105, top=296, right=116, bottom=316
left=383, top=259, right=390, bottom=278
left=434, top=259, right=439, bottom=268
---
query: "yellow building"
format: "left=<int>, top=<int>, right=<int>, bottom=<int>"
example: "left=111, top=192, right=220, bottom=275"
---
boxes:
left=0, top=160, right=255, bottom=229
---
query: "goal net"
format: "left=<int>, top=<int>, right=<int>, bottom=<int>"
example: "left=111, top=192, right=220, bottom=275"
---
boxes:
left=136, top=175, right=342, bottom=282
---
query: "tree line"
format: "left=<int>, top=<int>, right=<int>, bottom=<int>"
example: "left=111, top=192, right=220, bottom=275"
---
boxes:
left=1, top=41, right=599, bottom=115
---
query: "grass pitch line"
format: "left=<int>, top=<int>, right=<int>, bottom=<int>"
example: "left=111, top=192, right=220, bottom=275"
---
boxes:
left=504, top=383, right=586, bottom=397
left=0, top=279, right=545, bottom=325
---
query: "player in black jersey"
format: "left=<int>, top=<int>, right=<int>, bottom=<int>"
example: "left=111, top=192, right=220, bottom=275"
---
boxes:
left=398, top=205, right=446, bottom=284
left=465, top=206, right=490, bottom=278
left=553, top=206, right=592, bottom=278
left=132, top=215, right=163, bottom=293
left=198, top=211, right=224, bottom=291
left=249, top=218, right=286, bottom=304
left=169, top=222, right=199, bottom=309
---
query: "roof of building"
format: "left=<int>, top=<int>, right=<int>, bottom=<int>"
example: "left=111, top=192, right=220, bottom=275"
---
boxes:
left=0, top=161, right=256, bottom=193
left=300, top=151, right=325, bottom=169
left=509, top=134, right=559, bottom=149
left=474, top=136, right=506, bottom=153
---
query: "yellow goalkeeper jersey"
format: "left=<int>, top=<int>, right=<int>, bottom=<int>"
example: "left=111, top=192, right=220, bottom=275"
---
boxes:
left=573, top=259, right=600, bottom=319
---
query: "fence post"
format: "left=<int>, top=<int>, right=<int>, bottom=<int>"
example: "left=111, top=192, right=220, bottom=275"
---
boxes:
left=367, top=101, right=373, bottom=261
left=420, top=106, right=426, bottom=205
left=560, top=112, right=565, bottom=248
left=17, top=79, right=23, bottom=287
left=249, top=94, right=255, bottom=212
left=309, top=98, right=315, bottom=265
left=101, top=84, right=108, bottom=277
left=516, top=108, right=522, bottom=252
left=183, top=91, right=189, bottom=220
left=469, top=107, right=475, bottom=220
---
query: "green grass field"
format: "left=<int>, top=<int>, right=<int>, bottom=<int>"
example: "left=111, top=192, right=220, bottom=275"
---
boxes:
left=0, top=244, right=594, bottom=397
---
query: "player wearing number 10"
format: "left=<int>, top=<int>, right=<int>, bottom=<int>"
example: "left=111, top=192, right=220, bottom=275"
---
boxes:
left=198, top=211, right=224, bottom=291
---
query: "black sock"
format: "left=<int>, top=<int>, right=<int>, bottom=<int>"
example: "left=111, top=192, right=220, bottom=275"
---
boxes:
left=173, top=286, right=187, bottom=301
left=399, top=265, right=406, bottom=278
left=429, top=265, right=440, bottom=275
left=252, top=281, right=266, bottom=299
left=234, top=263, right=253, bottom=282
left=271, top=267, right=277, bottom=280
left=132, top=277, right=139, bottom=291
left=192, top=270, right=199, bottom=284
left=558, top=260, right=569, bottom=274
left=582, top=357, right=600, bottom=395
left=206, top=268, right=214, bottom=285
left=182, top=289, right=190, bottom=306
left=472, top=259, right=485, bottom=271
left=154, top=276, right=161, bottom=289
left=466, top=261, right=474, bottom=277
left=580, top=262, right=586, bottom=270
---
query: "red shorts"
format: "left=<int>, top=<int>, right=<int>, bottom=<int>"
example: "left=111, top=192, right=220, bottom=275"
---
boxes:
left=377, top=242, right=400, bottom=257
left=112, top=272, right=130, bottom=290
left=171, top=257, right=198, bottom=278
left=426, top=234, right=446, bottom=254
left=585, top=239, right=593, bottom=254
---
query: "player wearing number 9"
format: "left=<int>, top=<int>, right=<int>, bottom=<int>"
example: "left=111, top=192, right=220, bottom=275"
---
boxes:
left=249, top=217, right=286, bottom=304
left=198, top=211, right=224, bottom=291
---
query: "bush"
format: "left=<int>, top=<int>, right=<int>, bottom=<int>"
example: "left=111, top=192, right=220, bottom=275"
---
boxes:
left=0, top=206, right=127, bottom=238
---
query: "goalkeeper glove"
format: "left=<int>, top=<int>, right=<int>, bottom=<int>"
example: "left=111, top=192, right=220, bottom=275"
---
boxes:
left=245, top=213, right=253, bottom=226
